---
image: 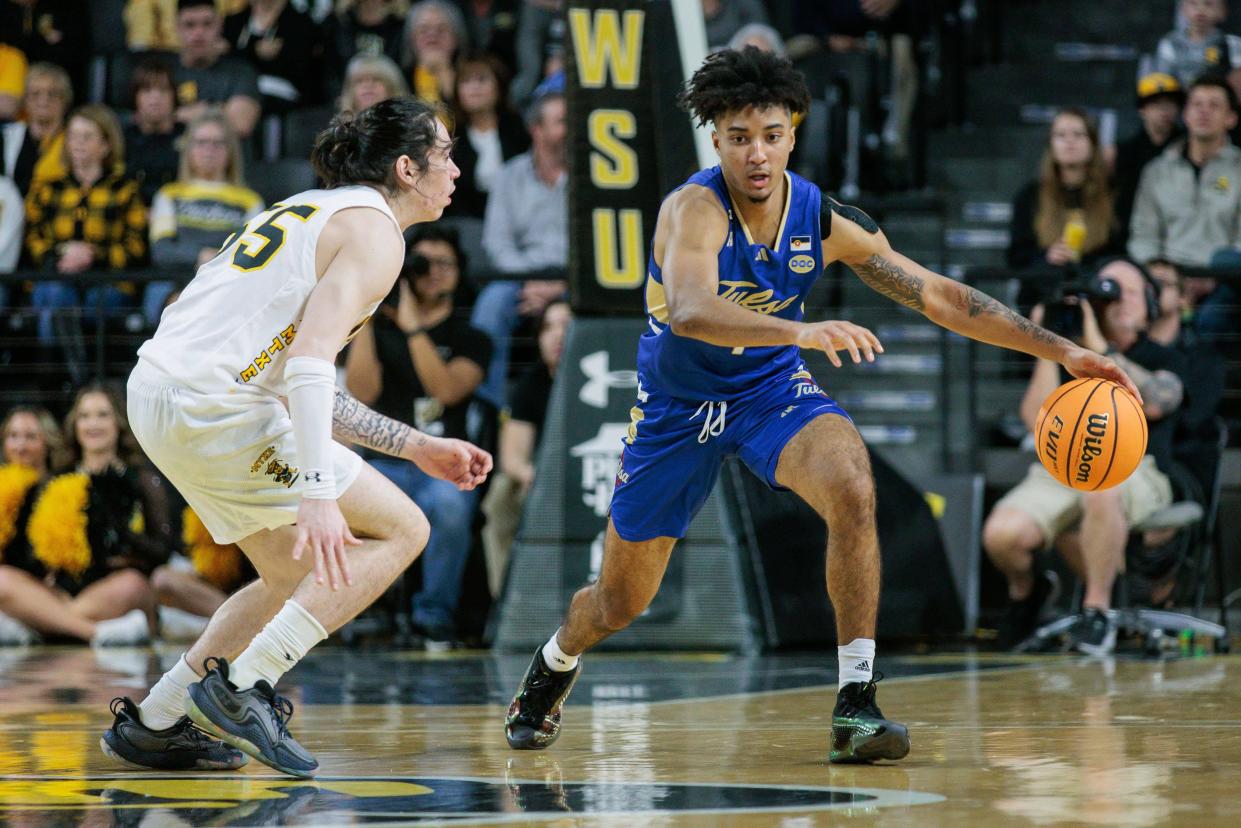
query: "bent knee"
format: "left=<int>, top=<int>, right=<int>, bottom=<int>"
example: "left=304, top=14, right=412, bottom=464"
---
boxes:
left=150, top=565, right=175, bottom=598
left=397, top=510, right=431, bottom=561
left=109, top=568, right=153, bottom=602
left=818, top=467, right=875, bottom=523
left=596, top=589, right=649, bottom=632
left=983, top=508, right=1044, bottom=555
left=0, top=566, right=21, bottom=602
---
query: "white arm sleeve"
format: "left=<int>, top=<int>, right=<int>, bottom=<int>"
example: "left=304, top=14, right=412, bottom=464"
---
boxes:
left=285, top=356, right=338, bottom=499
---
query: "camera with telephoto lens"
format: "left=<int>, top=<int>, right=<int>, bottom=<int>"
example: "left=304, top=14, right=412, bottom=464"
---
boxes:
left=1042, top=272, right=1121, bottom=338
left=382, top=252, right=430, bottom=308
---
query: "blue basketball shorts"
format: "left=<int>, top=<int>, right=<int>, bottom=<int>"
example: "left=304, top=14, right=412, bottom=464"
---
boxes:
left=609, top=367, right=851, bottom=542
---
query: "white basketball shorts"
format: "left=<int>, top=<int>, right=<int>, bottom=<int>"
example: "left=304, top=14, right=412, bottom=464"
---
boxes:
left=127, top=361, right=363, bottom=544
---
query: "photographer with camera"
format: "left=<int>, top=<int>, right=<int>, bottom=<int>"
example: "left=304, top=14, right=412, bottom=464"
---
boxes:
left=982, top=258, right=1187, bottom=655
left=344, top=226, right=493, bottom=648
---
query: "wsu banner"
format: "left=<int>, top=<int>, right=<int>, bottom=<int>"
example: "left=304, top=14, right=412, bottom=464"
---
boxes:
left=565, top=0, right=697, bottom=315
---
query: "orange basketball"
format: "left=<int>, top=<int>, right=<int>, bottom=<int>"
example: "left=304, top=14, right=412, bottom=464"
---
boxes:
left=1035, top=378, right=1147, bottom=492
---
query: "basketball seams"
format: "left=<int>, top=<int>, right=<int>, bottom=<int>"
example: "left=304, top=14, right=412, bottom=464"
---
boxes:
left=1120, top=385, right=1148, bottom=456
left=1062, top=380, right=1107, bottom=488
left=1090, top=385, right=1122, bottom=492
left=1035, top=377, right=1090, bottom=470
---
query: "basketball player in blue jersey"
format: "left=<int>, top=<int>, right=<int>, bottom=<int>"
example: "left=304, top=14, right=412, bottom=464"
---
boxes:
left=505, top=47, right=1140, bottom=763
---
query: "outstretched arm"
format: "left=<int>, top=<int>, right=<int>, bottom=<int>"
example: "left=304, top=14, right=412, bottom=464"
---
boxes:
left=822, top=198, right=1143, bottom=402
left=333, top=387, right=491, bottom=489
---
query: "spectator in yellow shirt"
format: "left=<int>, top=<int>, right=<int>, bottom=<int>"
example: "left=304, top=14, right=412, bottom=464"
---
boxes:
left=24, top=105, right=147, bottom=343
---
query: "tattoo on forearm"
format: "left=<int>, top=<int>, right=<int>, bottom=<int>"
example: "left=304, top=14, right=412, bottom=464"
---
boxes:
left=949, top=283, right=1066, bottom=348
left=1111, top=355, right=1182, bottom=412
left=849, top=255, right=926, bottom=311
left=332, top=390, right=426, bottom=457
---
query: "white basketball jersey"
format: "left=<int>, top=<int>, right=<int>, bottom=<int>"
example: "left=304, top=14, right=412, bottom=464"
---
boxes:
left=136, top=185, right=402, bottom=397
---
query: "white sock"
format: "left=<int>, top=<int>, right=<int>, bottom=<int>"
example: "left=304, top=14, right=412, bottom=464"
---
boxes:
left=541, top=630, right=579, bottom=672
left=139, top=655, right=199, bottom=730
left=230, top=600, right=327, bottom=690
left=838, top=638, right=876, bottom=689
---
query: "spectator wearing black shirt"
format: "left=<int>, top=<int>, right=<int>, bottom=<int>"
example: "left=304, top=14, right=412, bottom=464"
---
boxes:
left=480, top=297, right=569, bottom=598
left=1008, top=108, right=1119, bottom=272
left=450, top=0, right=519, bottom=70
left=324, top=0, right=406, bottom=97
left=223, top=0, right=325, bottom=112
left=123, top=59, right=185, bottom=205
left=344, top=226, right=492, bottom=645
left=0, top=0, right=89, bottom=100
left=445, top=50, right=529, bottom=222
left=0, top=385, right=167, bottom=646
left=1112, top=73, right=1185, bottom=246
left=173, top=0, right=262, bottom=139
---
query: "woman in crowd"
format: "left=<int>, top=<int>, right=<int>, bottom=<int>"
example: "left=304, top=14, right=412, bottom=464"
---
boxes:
left=403, top=0, right=467, bottom=106
left=481, top=298, right=571, bottom=598
left=24, top=105, right=147, bottom=343
left=445, top=50, right=530, bottom=222
left=0, top=385, right=172, bottom=646
left=338, top=53, right=410, bottom=113
left=1008, top=107, right=1119, bottom=272
left=0, top=406, right=62, bottom=644
left=145, top=112, right=264, bottom=325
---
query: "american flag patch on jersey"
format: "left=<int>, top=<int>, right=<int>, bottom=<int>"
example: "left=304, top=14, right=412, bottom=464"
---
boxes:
left=790, top=235, right=811, bottom=251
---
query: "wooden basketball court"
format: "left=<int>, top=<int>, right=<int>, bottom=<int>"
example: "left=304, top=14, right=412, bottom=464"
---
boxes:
left=0, top=646, right=1237, bottom=824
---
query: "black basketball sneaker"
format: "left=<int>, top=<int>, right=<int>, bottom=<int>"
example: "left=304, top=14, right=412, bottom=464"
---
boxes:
left=829, top=673, right=910, bottom=764
left=505, top=648, right=581, bottom=750
left=184, top=657, right=319, bottom=778
left=100, top=696, right=248, bottom=770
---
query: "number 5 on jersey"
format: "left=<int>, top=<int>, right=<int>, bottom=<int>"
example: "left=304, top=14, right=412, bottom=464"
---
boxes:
left=220, top=204, right=319, bottom=272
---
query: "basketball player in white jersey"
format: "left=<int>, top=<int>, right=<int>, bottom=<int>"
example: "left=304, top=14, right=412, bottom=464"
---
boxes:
left=99, top=98, right=491, bottom=778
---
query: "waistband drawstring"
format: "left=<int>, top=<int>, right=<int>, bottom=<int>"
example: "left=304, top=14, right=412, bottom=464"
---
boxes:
left=692, top=400, right=727, bottom=444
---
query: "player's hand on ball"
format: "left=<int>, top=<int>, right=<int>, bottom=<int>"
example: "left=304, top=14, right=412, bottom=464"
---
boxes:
left=796, top=320, right=884, bottom=367
left=292, top=498, right=360, bottom=591
left=409, top=436, right=493, bottom=490
left=1062, top=346, right=1144, bottom=406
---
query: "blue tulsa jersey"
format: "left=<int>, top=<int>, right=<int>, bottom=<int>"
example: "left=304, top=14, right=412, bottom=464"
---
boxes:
left=638, top=165, right=823, bottom=400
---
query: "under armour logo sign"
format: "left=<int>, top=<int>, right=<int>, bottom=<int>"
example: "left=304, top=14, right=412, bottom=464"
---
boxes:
left=578, top=351, right=638, bottom=409
left=304, top=472, right=322, bottom=482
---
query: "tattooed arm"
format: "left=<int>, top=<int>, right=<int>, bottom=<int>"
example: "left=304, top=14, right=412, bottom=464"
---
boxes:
left=332, top=389, right=426, bottom=460
left=821, top=198, right=1143, bottom=401
left=332, top=388, right=492, bottom=488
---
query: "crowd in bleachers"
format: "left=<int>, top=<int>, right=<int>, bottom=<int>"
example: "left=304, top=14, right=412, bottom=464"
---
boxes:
left=988, top=0, right=1237, bottom=654
left=1, top=0, right=936, bottom=648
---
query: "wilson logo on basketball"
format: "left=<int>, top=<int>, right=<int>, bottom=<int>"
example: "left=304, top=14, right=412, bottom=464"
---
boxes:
left=1035, top=378, right=1147, bottom=492
left=1075, top=413, right=1110, bottom=483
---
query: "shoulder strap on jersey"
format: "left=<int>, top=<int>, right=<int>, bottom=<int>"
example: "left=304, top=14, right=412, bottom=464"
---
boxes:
left=820, top=192, right=879, bottom=238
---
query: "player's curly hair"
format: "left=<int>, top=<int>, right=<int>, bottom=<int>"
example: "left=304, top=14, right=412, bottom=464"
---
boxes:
left=677, top=46, right=810, bottom=127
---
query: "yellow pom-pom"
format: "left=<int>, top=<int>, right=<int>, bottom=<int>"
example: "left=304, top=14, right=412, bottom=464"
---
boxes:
left=182, top=507, right=243, bottom=591
left=0, top=464, right=41, bottom=558
left=27, top=473, right=91, bottom=577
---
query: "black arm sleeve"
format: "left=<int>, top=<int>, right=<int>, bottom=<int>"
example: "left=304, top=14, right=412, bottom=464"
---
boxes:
left=124, top=466, right=177, bottom=571
left=820, top=192, right=879, bottom=240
